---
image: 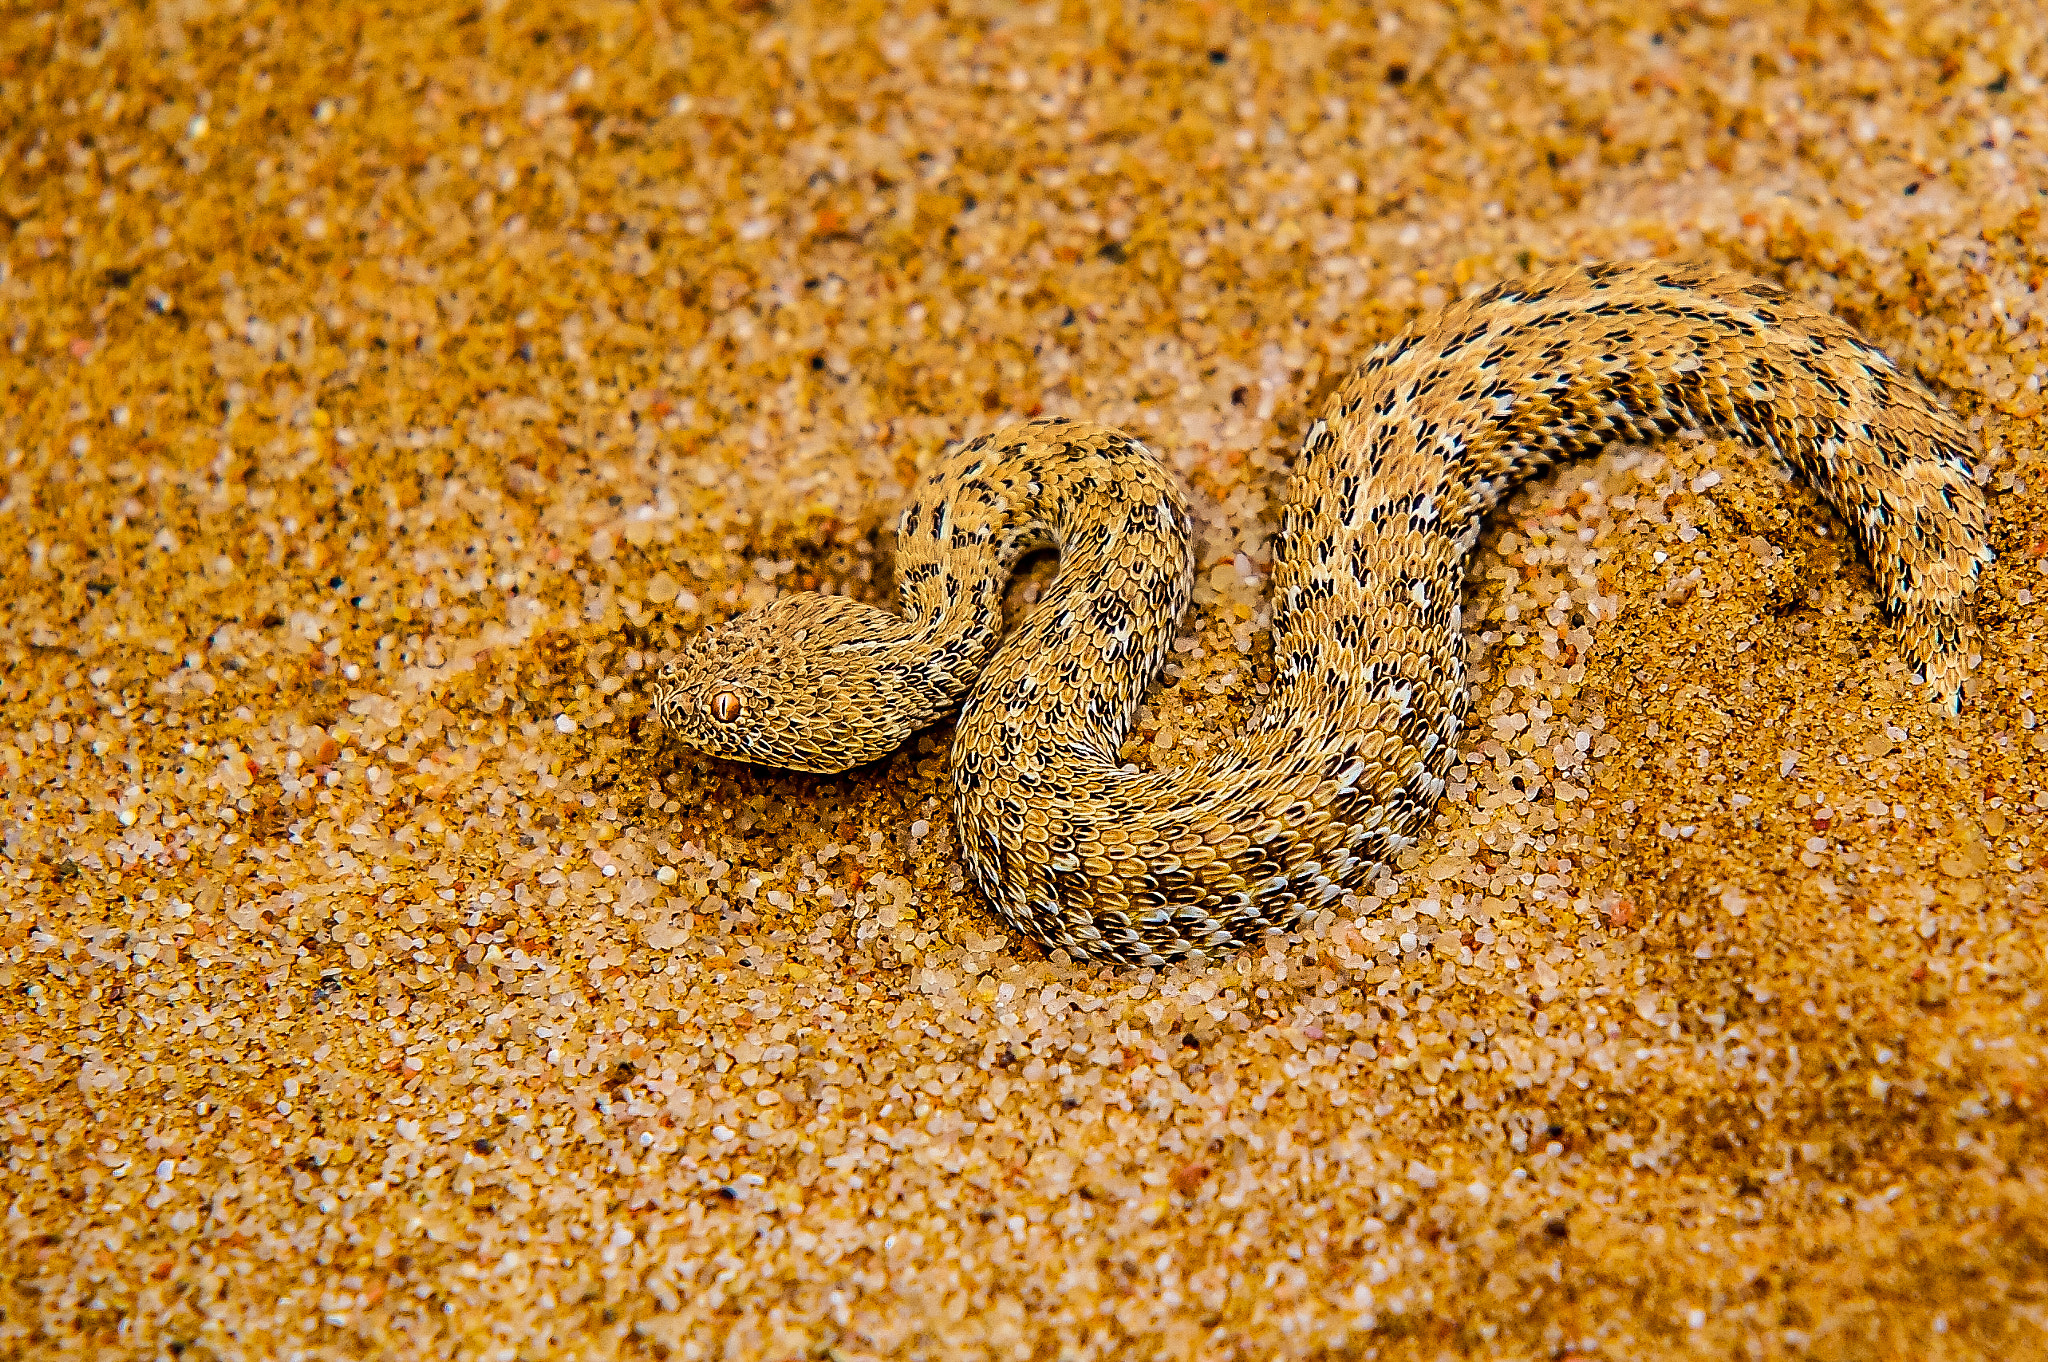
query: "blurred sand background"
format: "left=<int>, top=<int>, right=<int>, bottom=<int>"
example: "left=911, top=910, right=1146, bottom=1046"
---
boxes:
left=2, top=1, right=2047, bottom=1357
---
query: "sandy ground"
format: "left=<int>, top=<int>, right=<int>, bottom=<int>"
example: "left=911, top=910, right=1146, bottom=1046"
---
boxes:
left=3, top=1, right=2047, bottom=1358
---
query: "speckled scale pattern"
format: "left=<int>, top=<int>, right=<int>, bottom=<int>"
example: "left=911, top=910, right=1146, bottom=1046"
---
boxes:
left=656, top=261, right=1992, bottom=966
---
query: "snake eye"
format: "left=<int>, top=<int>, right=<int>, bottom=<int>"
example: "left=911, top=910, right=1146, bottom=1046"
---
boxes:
left=709, top=690, right=743, bottom=724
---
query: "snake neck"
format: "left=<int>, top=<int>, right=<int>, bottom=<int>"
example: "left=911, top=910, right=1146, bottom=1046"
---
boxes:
left=946, top=261, right=1988, bottom=966
left=888, top=420, right=1197, bottom=744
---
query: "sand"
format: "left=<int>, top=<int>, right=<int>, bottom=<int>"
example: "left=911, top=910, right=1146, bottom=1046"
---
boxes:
left=3, top=0, right=2046, bottom=1357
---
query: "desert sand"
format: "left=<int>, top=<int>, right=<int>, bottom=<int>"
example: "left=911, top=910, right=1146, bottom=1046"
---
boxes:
left=2, top=1, right=2045, bottom=1357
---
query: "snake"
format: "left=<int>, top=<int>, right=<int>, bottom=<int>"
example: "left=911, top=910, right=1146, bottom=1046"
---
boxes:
left=652, top=261, right=1992, bottom=967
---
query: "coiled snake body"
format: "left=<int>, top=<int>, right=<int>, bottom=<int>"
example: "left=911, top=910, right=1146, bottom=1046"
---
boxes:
left=655, top=262, right=1991, bottom=966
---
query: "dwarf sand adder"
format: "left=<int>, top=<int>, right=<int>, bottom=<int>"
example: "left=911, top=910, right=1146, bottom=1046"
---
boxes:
left=653, top=261, right=1992, bottom=966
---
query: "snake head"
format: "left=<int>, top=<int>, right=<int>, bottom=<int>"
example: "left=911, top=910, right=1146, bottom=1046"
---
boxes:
left=651, top=592, right=930, bottom=774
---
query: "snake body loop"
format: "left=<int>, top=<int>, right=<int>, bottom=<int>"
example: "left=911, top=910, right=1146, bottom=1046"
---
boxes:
left=655, top=261, right=1991, bottom=965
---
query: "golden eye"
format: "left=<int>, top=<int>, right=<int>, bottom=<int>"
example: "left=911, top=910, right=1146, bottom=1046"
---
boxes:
left=709, top=690, right=743, bottom=724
